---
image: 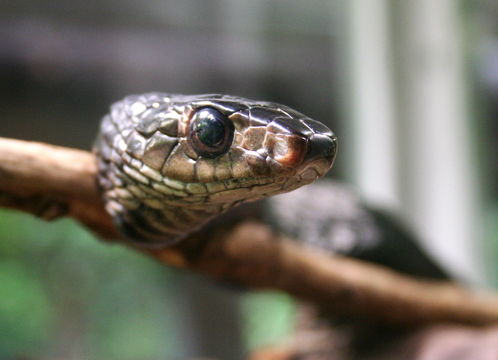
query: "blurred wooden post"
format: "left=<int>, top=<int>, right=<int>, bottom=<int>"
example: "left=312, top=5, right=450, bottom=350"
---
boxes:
left=395, top=0, right=485, bottom=284
left=342, top=0, right=400, bottom=210
left=339, top=0, right=486, bottom=284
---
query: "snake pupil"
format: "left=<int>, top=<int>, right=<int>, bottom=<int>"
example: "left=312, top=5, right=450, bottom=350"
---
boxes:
left=196, top=117, right=224, bottom=146
left=189, top=107, right=234, bottom=158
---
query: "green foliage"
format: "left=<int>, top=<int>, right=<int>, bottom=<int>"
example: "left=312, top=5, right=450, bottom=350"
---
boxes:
left=0, top=210, right=181, bottom=358
left=0, top=260, right=53, bottom=357
left=0, top=209, right=293, bottom=358
left=241, top=291, right=295, bottom=350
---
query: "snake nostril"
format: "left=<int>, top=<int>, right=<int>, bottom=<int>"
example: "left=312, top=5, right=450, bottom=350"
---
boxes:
left=266, top=134, right=308, bottom=168
left=265, top=131, right=337, bottom=172
left=273, top=139, right=289, bottom=158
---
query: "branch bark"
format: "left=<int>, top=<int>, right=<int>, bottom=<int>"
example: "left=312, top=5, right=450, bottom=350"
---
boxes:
left=1, top=137, right=497, bottom=326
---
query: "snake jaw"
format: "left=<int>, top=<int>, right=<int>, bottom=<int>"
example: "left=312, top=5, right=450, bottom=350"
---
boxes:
left=95, top=93, right=338, bottom=246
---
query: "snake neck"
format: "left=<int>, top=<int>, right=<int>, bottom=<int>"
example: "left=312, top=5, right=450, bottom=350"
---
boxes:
left=96, top=159, right=237, bottom=245
left=112, top=203, right=227, bottom=245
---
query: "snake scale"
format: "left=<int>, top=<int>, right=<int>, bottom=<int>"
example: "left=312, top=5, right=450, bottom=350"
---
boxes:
left=94, top=93, right=337, bottom=247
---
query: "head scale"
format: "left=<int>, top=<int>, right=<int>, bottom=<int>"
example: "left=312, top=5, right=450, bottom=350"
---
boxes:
left=95, top=93, right=337, bottom=246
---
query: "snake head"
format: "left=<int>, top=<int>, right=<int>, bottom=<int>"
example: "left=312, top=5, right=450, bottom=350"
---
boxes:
left=95, top=93, right=337, bottom=246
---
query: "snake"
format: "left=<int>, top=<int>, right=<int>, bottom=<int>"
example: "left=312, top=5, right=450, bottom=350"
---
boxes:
left=94, top=93, right=337, bottom=247
left=93, top=92, right=449, bottom=360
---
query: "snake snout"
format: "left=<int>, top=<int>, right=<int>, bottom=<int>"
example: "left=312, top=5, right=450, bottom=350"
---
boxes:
left=302, top=133, right=337, bottom=166
left=296, top=132, right=337, bottom=179
left=265, top=117, right=337, bottom=177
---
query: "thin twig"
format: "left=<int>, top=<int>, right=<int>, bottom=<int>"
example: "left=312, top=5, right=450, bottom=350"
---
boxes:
left=0, top=136, right=497, bottom=326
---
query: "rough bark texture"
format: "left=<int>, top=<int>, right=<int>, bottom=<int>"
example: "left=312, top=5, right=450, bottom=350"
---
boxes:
left=1, top=136, right=498, bottom=328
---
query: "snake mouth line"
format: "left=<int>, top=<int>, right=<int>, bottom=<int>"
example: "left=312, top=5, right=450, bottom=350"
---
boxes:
left=119, top=153, right=332, bottom=196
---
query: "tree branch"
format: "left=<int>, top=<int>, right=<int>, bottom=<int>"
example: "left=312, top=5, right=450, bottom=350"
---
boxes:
left=1, top=136, right=497, bottom=326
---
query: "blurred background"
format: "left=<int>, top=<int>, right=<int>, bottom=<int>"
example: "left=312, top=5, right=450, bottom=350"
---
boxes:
left=0, top=0, right=496, bottom=359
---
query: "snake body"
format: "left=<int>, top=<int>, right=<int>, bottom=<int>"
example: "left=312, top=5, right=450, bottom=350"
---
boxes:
left=95, top=93, right=337, bottom=246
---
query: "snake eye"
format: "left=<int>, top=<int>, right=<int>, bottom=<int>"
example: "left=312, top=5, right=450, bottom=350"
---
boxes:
left=188, top=107, right=234, bottom=158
